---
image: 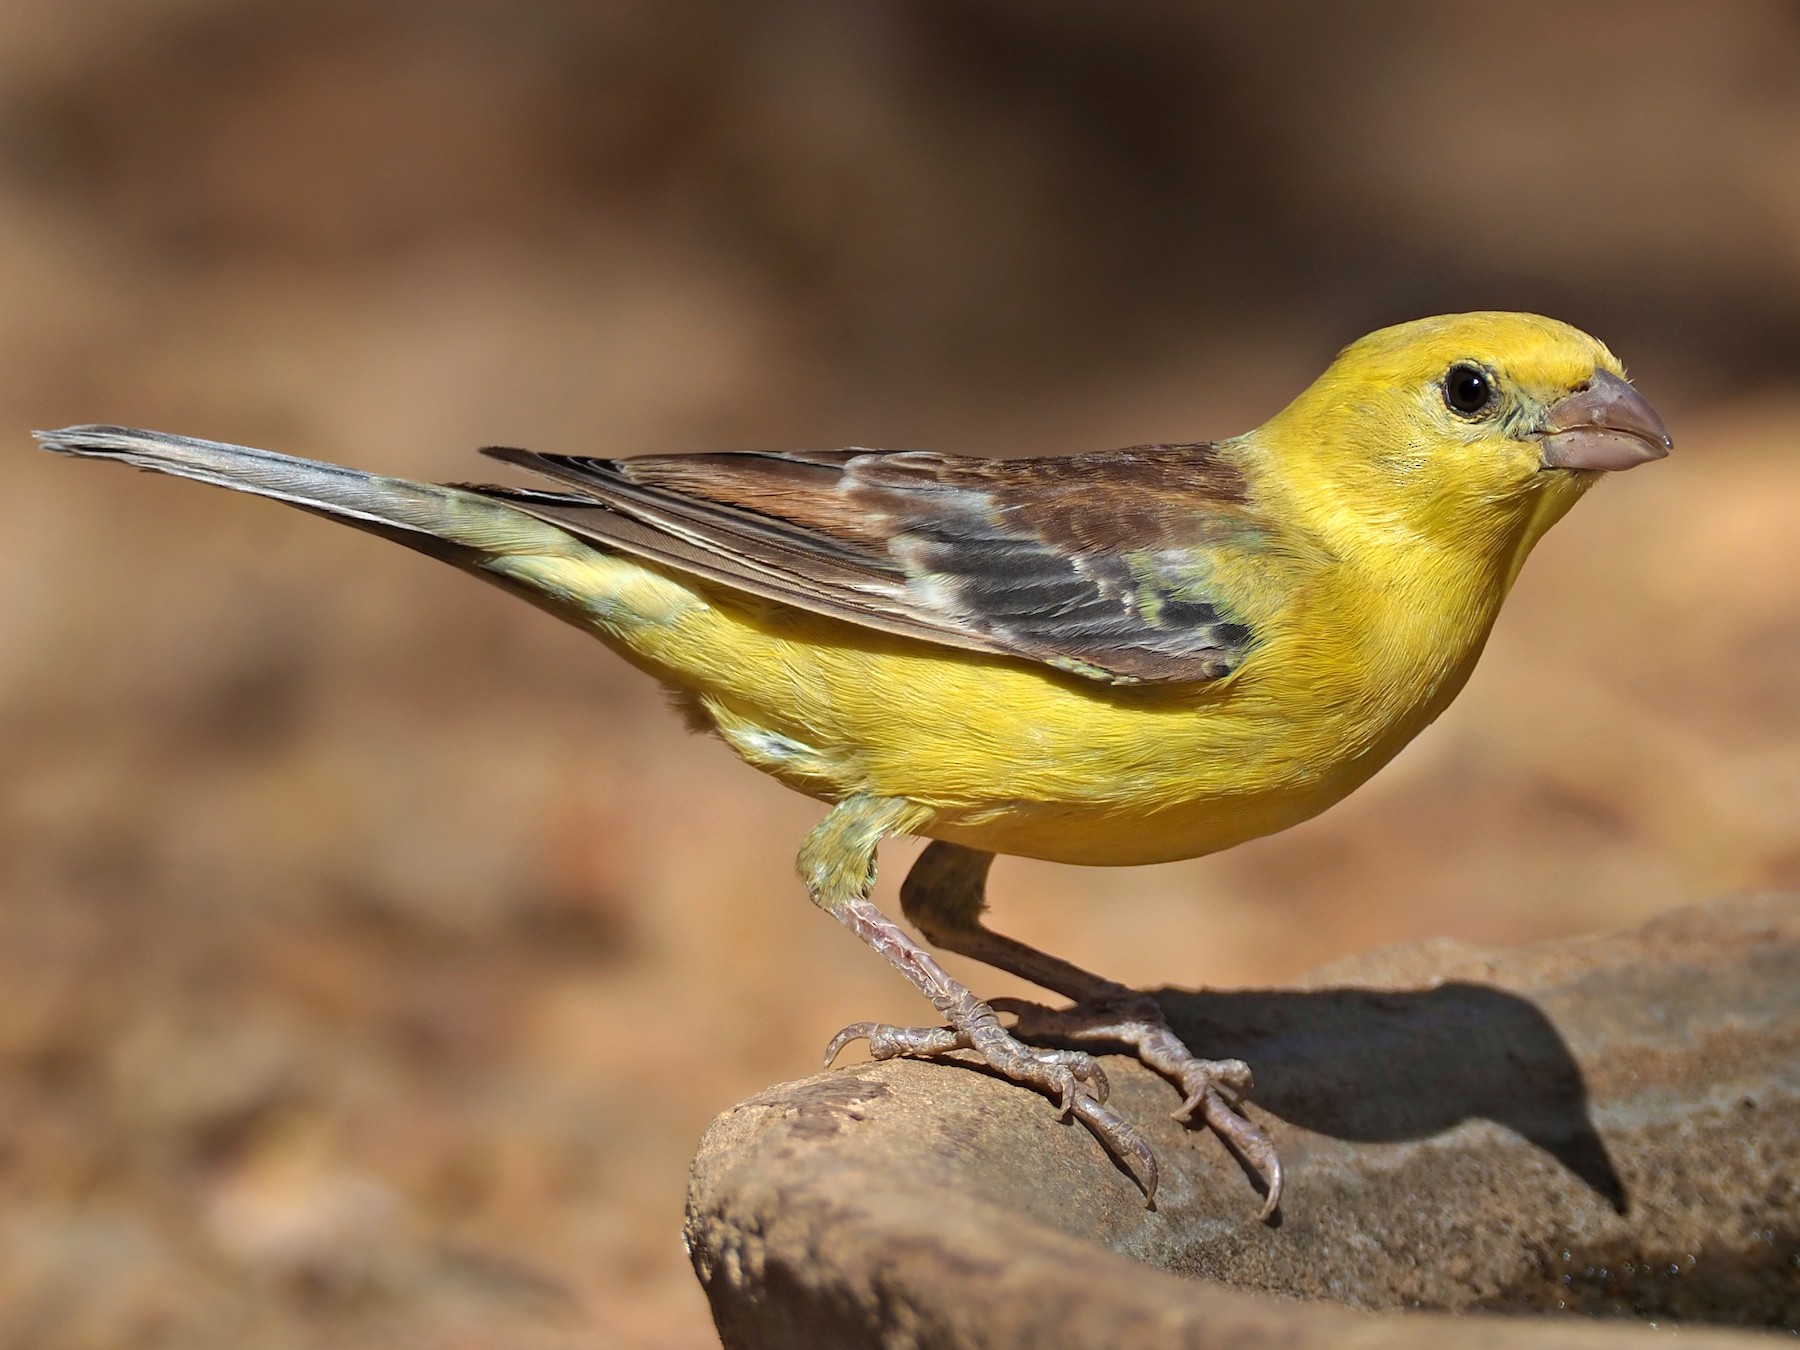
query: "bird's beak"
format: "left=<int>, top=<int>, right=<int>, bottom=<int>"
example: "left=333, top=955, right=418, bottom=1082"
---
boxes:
left=1537, top=370, right=1672, bottom=472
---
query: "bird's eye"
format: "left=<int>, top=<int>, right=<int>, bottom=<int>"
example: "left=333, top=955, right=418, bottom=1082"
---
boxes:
left=1443, top=363, right=1496, bottom=416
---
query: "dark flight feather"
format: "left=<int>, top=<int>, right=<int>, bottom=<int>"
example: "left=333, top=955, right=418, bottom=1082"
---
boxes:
left=470, top=443, right=1263, bottom=685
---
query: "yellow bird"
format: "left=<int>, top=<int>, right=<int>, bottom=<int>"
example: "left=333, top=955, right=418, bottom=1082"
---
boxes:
left=38, top=311, right=1670, bottom=1215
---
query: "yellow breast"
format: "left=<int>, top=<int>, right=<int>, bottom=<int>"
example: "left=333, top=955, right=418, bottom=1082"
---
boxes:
left=546, top=531, right=1514, bottom=866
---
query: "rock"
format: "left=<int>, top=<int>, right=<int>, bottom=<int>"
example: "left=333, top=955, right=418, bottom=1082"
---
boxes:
left=685, top=895, right=1800, bottom=1348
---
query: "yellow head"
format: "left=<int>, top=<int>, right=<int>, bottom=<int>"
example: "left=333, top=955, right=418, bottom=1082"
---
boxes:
left=1252, top=312, right=1670, bottom=565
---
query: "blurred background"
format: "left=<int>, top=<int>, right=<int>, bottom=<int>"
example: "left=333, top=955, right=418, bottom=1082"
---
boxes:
left=2, top=1, right=1798, bottom=1345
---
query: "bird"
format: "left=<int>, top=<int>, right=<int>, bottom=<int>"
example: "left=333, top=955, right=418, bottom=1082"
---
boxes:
left=37, top=311, right=1671, bottom=1217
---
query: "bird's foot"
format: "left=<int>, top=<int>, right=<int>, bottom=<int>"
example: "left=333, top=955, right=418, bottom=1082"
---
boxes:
left=823, top=990, right=1160, bottom=1200
left=991, top=992, right=1282, bottom=1219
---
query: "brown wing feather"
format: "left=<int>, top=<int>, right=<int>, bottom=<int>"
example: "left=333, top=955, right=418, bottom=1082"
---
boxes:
left=467, top=443, right=1262, bottom=685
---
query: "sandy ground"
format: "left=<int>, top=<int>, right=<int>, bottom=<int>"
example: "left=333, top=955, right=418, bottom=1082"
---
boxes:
left=0, top=4, right=1798, bottom=1346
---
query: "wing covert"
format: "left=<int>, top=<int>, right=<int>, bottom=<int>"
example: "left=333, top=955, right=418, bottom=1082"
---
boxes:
left=467, top=442, right=1267, bottom=685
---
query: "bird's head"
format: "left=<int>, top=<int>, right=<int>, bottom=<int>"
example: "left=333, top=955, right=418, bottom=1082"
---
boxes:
left=1254, top=312, right=1670, bottom=561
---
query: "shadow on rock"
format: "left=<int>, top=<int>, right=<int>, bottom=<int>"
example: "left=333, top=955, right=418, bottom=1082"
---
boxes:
left=1153, top=982, right=1627, bottom=1212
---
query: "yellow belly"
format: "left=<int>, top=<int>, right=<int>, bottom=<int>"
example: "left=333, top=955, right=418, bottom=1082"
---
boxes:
left=526, top=550, right=1489, bottom=867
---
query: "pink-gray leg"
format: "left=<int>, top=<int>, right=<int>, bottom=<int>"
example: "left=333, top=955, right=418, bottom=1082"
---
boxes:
left=890, top=840, right=1282, bottom=1218
left=800, top=799, right=1158, bottom=1199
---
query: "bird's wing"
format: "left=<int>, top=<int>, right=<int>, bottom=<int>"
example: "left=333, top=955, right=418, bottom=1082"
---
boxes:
left=468, top=443, right=1268, bottom=685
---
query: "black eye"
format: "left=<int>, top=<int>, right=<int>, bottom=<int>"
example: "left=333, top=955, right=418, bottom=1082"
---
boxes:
left=1443, top=363, right=1495, bottom=416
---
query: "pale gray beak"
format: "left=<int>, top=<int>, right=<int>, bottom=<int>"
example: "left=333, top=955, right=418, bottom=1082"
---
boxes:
left=1538, top=370, right=1672, bottom=472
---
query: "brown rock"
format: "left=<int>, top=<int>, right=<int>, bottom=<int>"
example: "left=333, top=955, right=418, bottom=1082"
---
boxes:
left=685, top=895, right=1800, bottom=1348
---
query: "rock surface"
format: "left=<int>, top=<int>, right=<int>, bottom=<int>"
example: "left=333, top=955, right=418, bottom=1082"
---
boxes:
left=685, top=895, right=1800, bottom=1348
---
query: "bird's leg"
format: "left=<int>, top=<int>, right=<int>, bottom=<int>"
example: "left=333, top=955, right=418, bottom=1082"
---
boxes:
left=804, top=798, right=1158, bottom=1198
left=895, top=840, right=1282, bottom=1218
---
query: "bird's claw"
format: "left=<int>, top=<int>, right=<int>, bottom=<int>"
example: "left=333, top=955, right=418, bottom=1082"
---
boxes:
left=825, top=1013, right=1110, bottom=1108
left=1172, top=1056, right=1253, bottom=1120
left=1181, top=1077, right=1282, bottom=1220
left=1069, top=1091, right=1159, bottom=1200
left=821, top=1004, right=1158, bottom=1200
left=822, top=1020, right=960, bottom=1068
left=988, top=994, right=1283, bottom=1220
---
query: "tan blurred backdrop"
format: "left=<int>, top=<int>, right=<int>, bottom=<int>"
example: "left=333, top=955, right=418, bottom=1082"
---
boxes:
left=2, top=2, right=1799, bottom=1346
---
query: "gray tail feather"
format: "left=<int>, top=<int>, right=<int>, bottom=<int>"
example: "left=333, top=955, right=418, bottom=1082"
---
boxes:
left=34, top=424, right=579, bottom=567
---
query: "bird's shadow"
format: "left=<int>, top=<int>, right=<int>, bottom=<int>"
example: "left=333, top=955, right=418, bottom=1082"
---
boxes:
left=1149, top=982, right=1628, bottom=1213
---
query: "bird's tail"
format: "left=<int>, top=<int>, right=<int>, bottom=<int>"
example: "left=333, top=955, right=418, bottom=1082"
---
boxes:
left=33, top=422, right=672, bottom=646
left=33, top=424, right=589, bottom=568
